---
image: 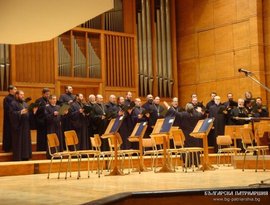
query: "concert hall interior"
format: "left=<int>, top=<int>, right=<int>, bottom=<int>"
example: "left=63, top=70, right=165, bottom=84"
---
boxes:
left=1, top=0, right=270, bottom=204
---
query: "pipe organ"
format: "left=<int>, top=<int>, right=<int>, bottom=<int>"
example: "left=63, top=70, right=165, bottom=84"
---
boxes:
left=0, top=44, right=10, bottom=91
left=58, top=37, right=71, bottom=77
left=80, top=0, right=123, bottom=32
left=137, top=0, right=173, bottom=97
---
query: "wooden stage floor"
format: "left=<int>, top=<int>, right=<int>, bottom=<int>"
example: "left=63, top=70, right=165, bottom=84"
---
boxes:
left=1, top=166, right=269, bottom=205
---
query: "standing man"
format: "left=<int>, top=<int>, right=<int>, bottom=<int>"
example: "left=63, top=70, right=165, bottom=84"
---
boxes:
left=35, top=88, right=50, bottom=151
left=69, top=93, right=89, bottom=150
left=93, top=94, right=108, bottom=151
left=2, top=85, right=17, bottom=152
left=165, top=97, right=183, bottom=126
left=45, top=95, right=66, bottom=152
left=142, top=94, right=155, bottom=137
left=206, top=92, right=217, bottom=113
left=10, top=90, right=37, bottom=161
left=252, top=97, right=269, bottom=117
left=209, top=96, right=226, bottom=152
left=59, top=85, right=75, bottom=132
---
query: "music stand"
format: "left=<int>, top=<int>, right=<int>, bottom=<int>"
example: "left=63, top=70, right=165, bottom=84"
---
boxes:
left=190, top=118, right=215, bottom=171
left=101, top=116, right=124, bottom=176
left=151, top=117, right=175, bottom=173
left=128, top=122, right=148, bottom=172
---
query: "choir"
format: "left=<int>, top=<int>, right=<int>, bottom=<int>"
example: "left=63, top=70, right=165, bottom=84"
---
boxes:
left=2, top=85, right=269, bottom=161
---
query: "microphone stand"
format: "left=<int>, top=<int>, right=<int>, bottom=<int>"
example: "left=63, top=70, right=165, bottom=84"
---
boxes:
left=244, top=72, right=270, bottom=93
left=243, top=72, right=270, bottom=187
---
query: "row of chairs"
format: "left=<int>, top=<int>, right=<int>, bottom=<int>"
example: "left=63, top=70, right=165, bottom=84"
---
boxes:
left=143, top=129, right=203, bottom=172
left=47, top=125, right=269, bottom=179
left=47, top=131, right=101, bottom=179
left=216, top=125, right=269, bottom=172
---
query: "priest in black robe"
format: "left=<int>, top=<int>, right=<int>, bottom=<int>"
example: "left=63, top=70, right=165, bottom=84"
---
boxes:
left=116, top=96, right=130, bottom=149
left=165, top=97, right=183, bottom=126
left=164, top=102, right=204, bottom=166
left=92, top=94, right=108, bottom=151
left=45, top=95, right=67, bottom=152
left=58, top=85, right=75, bottom=132
left=2, top=85, right=17, bottom=152
left=35, top=88, right=50, bottom=151
left=205, top=92, right=217, bottom=114
left=69, top=93, right=89, bottom=150
left=10, top=90, right=37, bottom=161
left=208, top=96, right=226, bottom=153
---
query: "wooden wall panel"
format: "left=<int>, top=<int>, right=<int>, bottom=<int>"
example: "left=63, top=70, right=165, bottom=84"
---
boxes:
left=236, top=0, right=251, bottom=20
left=198, top=30, right=214, bottom=57
left=179, top=35, right=197, bottom=61
left=177, top=0, right=194, bottom=36
left=176, top=0, right=267, bottom=106
left=213, top=0, right=236, bottom=26
left=234, top=49, right=251, bottom=75
left=178, top=85, right=197, bottom=106
left=178, top=60, right=197, bottom=86
left=215, top=52, right=234, bottom=79
left=194, top=0, right=214, bottom=30
left=214, top=25, right=233, bottom=53
left=198, top=56, right=215, bottom=82
left=15, top=40, right=55, bottom=84
left=233, top=21, right=250, bottom=49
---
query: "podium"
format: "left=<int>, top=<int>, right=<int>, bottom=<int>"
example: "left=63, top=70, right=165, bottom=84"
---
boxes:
left=128, top=122, right=148, bottom=172
left=190, top=118, right=215, bottom=171
left=101, top=116, right=124, bottom=176
left=150, top=117, right=175, bottom=173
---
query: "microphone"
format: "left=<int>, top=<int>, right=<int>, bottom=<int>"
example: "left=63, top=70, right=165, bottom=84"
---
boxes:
left=238, top=68, right=252, bottom=75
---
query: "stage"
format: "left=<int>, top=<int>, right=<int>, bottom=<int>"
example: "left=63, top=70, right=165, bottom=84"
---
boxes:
left=0, top=166, right=269, bottom=205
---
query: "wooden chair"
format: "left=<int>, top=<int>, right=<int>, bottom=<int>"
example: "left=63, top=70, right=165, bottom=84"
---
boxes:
left=240, top=127, right=269, bottom=172
left=47, top=133, right=71, bottom=179
left=90, top=134, right=113, bottom=173
left=142, top=138, right=158, bottom=170
left=216, top=135, right=241, bottom=166
left=64, top=130, right=101, bottom=178
left=108, top=133, right=140, bottom=174
left=167, top=129, right=188, bottom=172
left=177, top=129, right=203, bottom=172
left=150, top=135, right=166, bottom=172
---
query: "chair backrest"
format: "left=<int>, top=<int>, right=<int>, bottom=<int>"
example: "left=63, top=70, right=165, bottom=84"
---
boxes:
left=240, top=127, right=254, bottom=149
left=150, top=135, right=164, bottom=150
left=47, top=133, right=60, bottom=154
left=108, top=133, right=122, bottom=150
left=64, top=130, right=79, bottom=151
left=90, top=137, right=98, bottom=151
left=142, top=138, right=155, bottom=152
left=171, top=129, right=185, bottom=148
left=255, top=121, right=270, bottom=140
left=216, top=135, right=233, bottom=146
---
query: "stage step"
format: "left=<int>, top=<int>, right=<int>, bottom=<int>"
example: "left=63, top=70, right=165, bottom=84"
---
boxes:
left=1, top=154, right=270, bottom=177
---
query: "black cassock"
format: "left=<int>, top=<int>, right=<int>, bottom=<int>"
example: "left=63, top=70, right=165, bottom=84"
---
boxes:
left=2, top=94, right=15, bottom=152
left=93, top=103, right=108, bottom=151
left=69, top=101, right=89, bottom=150
left=45, top=104, right=64, bottom=151
left=35, top=97, right=49, bottom=151
left=165, top=106, right=182, bottom=127
left=10, top=100, right=32, bottom=161
left=142, top=101, right=155, bottom=138
left=177, top=111, right=204, bottom=148
left=117, top=104, right=132, bottom=150
left=209, top=104, right=226, bottom=152
left=58, top=93, right=75, bottom=132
